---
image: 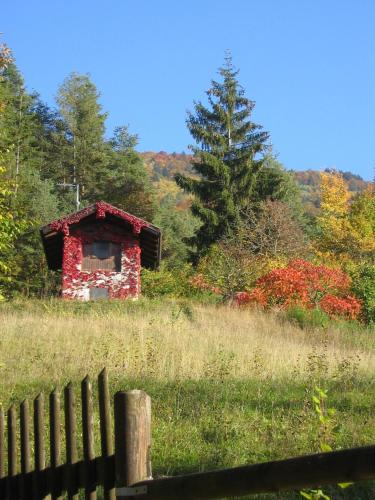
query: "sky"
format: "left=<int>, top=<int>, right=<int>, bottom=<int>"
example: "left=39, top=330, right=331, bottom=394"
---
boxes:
left=1, top=0, right=374, bottom=180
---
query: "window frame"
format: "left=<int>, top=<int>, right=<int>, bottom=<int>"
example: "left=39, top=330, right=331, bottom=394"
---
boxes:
left=81, top=240, right=122, bottom=272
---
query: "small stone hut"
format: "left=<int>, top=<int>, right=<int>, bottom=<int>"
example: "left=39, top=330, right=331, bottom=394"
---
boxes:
left=40, top=201, right=161, bottom=300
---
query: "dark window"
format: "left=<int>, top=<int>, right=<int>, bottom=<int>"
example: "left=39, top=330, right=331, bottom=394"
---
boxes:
left=93, top=241, right=111, bottom=259
left=89, top=287, right=109, bottom=300
left=82, top=241, right=121, bottom=271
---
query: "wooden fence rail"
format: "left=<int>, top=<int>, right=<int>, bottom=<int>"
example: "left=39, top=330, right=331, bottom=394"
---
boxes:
left=131, top=445, right=375, bottom=499
left=0, top=369, right=375, bottom=499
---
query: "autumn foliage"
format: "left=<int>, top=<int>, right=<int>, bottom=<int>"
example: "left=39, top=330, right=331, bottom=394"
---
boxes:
left=235, top=260, right=361, bottom=320
left=190, top=273, right=222, bottom=295
left=316, top=172, right=375, bottom=265
left=318, top=294, right=361, bottom=320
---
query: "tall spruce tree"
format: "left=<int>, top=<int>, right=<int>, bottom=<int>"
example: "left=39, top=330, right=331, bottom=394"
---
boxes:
left=176, top=55, right=273, bottom=256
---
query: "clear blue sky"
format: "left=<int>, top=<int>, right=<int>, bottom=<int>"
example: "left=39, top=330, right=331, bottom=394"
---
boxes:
left=2, top=0, right=374, bottom=179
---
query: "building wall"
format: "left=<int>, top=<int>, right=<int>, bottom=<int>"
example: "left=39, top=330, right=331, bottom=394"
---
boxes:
left=61, top=224, right=141, bottom=300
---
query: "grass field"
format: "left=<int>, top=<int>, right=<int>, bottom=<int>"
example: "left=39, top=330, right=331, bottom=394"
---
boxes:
left=1, top=298, right=375, bottom=499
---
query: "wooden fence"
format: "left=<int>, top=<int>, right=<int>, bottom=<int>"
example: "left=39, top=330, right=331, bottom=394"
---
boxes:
left=0, top=369, right=375, bottom=499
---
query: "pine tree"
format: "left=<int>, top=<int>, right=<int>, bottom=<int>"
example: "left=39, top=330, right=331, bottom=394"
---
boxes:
left=176, top=54, right=272, bottom=256
left=98, top=126, right=157, bottom=221
left=56, top=73, right=108, bottom=205
left=0, top=63, right=48, bottom=190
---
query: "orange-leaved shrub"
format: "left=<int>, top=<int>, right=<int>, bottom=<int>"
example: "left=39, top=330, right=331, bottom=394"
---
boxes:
left=318, top=294, right=362, bottom=320
left=235, top=260, right=362, bottom=320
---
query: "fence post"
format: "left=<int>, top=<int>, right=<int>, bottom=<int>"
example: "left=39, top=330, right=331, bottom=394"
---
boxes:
left=0, top=409, right=4, bottom=480
left=114, top=390, right=152, bottom=498
left=98, top=368, right=115, bottom=500
left=7, top=405, right=17, bottom=500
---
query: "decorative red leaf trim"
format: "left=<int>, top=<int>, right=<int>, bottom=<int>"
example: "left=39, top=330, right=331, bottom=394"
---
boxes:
left=49, top=201, right=150, bottom=236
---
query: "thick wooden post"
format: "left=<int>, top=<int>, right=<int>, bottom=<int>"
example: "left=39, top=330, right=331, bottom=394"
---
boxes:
left=114, top=390, right=152, bottom=498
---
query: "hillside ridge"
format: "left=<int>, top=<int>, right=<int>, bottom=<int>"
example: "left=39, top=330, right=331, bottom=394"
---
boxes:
left=140, top=151, right=371, bottom=213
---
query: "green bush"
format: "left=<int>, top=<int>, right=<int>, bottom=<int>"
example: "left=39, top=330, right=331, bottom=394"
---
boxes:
left=350, top=264, right=375, bottom=323
left=141, top=264, right=216, bottom=300
left=196, top=244, right=272, bottom=298
left=141, top=267, right=185, bottom=298
left=286, top=306, right=330, bottom=330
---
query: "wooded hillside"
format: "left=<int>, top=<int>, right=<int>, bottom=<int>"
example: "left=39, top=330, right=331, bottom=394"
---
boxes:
left=141, top=151, right=372, bottom=215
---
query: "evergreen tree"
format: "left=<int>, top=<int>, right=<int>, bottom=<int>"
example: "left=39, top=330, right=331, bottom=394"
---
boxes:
left=154, top=194, right=200, bottom=268
left=253, top=154, right=306, bottom=226
left=98, top=126, right=157, bottom=221
left=36, top=103, right=83, bottom=212
left=56, top=72, right=108, bottom=205
left=0, top=63, right=48, bottom=188
left=0, top=51, right=63, bottom=296
left=9, top=169, right=61, bottom=297
left=0, top=72, right=63, bottom=296
left=55, top=74, right=156, bottom=218
left=176, top=55, right=293, bottom=256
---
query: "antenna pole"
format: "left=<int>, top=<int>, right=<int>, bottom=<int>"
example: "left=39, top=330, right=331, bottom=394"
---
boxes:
left=76, top=183, right=80, bottom=211
left=57, top=182, right=80, bottom=211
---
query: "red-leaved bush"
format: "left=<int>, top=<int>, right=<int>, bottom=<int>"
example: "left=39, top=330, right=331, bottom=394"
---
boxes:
left=233, top=291, right=253, bottom=306
left=319, top=294, right=362, bottom=320
left=235, top=260, right=361, bottom=320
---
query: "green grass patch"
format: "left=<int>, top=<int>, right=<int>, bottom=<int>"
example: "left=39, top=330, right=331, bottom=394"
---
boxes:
left=1, top=298, right=375, bottom=498
left=2, top=376, right=375, bottom=499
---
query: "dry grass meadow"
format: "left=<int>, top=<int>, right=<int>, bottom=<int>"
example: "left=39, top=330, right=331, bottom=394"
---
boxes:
left=1, top=298, right=375, bottom=498
left=1, top=298, right=374, bottom=391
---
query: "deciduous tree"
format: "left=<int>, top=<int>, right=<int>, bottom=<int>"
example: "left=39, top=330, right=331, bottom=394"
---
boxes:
left=316, top=171, right=375, bottom=265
